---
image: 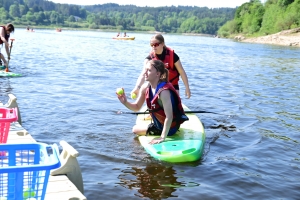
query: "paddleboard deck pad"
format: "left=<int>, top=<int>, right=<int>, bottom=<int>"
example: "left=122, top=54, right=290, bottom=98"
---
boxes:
left=137, top=104, right=205, bottom=162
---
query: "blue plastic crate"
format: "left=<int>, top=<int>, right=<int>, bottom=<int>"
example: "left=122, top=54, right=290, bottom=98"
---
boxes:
left=0, top=143, right=61, bottom=200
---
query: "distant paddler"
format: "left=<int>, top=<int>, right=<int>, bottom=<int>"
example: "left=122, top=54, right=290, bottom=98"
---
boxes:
left=0, top=23, right=14, bottom=67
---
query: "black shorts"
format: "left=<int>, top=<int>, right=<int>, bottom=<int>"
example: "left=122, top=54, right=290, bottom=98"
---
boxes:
left=146, top=123, right=162, bottom=136
left=146, top=123, right=180, bottom=136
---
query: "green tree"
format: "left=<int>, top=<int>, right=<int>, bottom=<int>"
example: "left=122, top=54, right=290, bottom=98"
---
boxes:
left=142, top=13, right=154, bottom=24
left=68, top=15, right=75, bottom=22
left=86, top=13, right=95, bottom=24
left=26, top=11, right=36, bottom=21
left=19, top=4, right=29, bottom=16
left=241, top=2, right=264, bottom=34
left=217, top=20, right=239, bottom=37
left=260, top=3, right=283, bottom=34
left=277, top=0, right=295, bottom=6
left=180, top=17, right=197, bottom=33
left=0, top=7, right=9, bottom=22
left=34, top=11, right=45, bottom=24
left=9, top=4, right=20, bottom=18
left=50, top=11, right=59, bottom=24
left=280, top=0, right=300, bottom=29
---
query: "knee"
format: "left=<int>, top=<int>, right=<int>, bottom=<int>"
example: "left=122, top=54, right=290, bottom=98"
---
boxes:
left=132, top=126, right=138, bottom=135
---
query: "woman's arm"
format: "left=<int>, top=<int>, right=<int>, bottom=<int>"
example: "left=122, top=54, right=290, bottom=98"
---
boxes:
left=131, top=59, right=149, bottom=95
left=174, top=59, right=191, bottom=98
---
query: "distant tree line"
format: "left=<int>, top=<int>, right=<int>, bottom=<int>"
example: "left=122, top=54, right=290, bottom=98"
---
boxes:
left=0, top=0, right=236, bottom=34
left=218, top=0, right=300, bottom=37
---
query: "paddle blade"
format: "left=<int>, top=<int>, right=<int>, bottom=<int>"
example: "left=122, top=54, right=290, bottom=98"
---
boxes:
left=5, top=68, right=9, bottom=72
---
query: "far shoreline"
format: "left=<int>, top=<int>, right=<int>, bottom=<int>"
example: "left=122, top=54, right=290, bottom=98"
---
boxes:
left=17, top=25, right=216, bottom=37
left=231, top=27, right=300, bottom=47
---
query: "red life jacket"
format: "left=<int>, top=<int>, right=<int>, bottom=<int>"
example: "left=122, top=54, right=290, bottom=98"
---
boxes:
left=145, top=82, right=188, bottom=129
left=150, top=47, right=180, bottom=87
left=0, top=26, right=9, bottom=45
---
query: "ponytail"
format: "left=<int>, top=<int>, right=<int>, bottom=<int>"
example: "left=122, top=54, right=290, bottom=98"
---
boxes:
left=160, top=68, right=169, bottom=82
left=149, top=60, right=169, bottom=82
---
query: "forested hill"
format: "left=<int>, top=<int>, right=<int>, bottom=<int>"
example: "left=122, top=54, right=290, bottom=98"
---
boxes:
left=218, top=0, right=300, bottom=37
left=0, top=0, right=236, bottom=34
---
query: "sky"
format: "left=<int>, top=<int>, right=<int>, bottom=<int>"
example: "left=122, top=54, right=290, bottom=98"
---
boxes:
left=50, top=0, right=251, bottom=8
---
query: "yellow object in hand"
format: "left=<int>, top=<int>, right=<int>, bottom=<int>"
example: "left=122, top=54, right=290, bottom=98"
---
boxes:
left=131, top=92, right=137, bottom=99
left=116, top=88, right=124, bottom=95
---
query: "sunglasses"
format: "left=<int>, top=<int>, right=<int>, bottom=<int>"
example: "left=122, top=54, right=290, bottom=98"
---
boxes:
left=150, top=43, right=160, bottom=47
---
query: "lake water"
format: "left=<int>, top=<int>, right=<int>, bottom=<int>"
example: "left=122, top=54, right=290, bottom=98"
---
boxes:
left=1, top=29, right=300, bottom=199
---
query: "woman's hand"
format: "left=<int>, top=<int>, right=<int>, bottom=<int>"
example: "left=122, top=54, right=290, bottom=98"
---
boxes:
left=185, top=88, right=191, bottom=99
left=149, top=137, right=165, bottom=145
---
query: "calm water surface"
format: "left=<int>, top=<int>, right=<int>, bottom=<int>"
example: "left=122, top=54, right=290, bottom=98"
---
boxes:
left=1, top=29, right=300, bottom=199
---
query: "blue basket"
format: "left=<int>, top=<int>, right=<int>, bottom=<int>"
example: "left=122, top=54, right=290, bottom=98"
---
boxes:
left=0, top=143, right=61, bottom=200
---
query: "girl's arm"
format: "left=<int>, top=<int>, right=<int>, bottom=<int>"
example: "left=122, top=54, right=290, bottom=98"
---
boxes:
left=149, top=90, right=173, bottom=144
left=117, top=84, right=147, bottom=112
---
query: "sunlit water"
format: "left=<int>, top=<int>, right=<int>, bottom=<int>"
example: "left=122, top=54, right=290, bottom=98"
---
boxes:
left=1, top=29, right=300, bottom=199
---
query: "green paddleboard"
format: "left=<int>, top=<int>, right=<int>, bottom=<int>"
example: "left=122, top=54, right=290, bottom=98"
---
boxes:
left=137, top=104, right=205, bottom=162
left=0, top=70, right=22, bottom=77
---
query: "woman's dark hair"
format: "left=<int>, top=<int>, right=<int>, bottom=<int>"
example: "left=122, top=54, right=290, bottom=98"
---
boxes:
left=6, top=23, right=14, bottom=33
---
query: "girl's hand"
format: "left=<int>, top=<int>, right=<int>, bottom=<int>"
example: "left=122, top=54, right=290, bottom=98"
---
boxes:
left=149, top=137, right=165, bottom=145
left=116, top=88, right=127, bottom=105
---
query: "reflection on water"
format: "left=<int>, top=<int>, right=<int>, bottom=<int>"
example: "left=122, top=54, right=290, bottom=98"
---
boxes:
left=118, top=163, right=201, bottom=199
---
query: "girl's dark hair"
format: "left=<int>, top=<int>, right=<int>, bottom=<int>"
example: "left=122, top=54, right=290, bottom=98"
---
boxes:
left=6, top=23, right=14, bottom=33
left=149, top=60, right=169, bottom=82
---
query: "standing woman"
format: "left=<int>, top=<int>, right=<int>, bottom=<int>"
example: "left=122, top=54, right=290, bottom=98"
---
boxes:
left=0, top=23, right=14, bottom=66
left=131, top=34, right=191, bottom=99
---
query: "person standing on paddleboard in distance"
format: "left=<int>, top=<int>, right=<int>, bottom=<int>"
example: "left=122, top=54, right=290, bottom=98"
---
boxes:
left=131, top=34, right=191, bottom=99
left=0, top=23, right=14, bottom=66
left=117, top=60, right=188, bottom=144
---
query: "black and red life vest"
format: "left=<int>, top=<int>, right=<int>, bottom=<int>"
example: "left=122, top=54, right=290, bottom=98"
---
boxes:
left=150, top=47, right=180, bottom=87
left=0, top=26, right=9, bottom=45
left=145, top=82, right=188, bottom=129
